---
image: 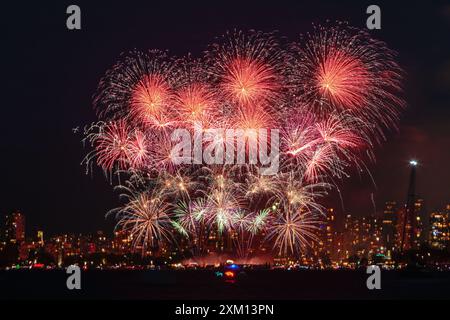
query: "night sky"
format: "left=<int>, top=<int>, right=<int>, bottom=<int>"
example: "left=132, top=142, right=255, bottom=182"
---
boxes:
left=2, top=1, right=449, bottom=236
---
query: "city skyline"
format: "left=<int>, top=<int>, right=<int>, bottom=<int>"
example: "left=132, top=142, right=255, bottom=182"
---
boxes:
left=2, top=199, right=450, bottom=269
left=2, top=194, right=446, bottom=238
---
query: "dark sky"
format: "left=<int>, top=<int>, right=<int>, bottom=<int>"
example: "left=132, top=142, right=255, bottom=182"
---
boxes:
left=2, top=1, right=450, bottom=236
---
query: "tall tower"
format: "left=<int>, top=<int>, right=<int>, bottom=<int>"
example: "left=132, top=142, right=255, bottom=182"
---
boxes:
left=400, top=160, right=417, bottom=252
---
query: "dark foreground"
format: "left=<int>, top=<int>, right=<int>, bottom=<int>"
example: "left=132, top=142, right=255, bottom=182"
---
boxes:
left=1, top=270, right=450, bottom=300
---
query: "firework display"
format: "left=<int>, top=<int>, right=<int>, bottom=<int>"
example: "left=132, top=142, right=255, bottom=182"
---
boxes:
left=82, top=24, right=404, bottom=258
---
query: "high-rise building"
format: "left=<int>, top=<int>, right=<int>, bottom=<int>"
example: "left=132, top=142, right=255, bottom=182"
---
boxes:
left=314, top=208, right=338, bottom=262
left=381, top=201, right=397, bottom=256
left=342, top=213, right=383, bottom=260
left=343, top=214, right=354, bottom=259
left=113, top=230, right=131, bottom=255
left=3, top=211, right=25, bottom=244
left=429, top=207, right=449, bottom=250
left=323, top=208, right=335, bottom=257
left=333, top=231, right=345, bottom=262
left=367, top=215, right=383, bottom=256
left=396, top=198, right=425, bottom=251
left=343, top=214, right=365, bottom=258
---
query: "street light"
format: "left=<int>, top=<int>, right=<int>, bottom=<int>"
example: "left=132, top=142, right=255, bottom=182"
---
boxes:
left=409, top=160, right=418, bottom=166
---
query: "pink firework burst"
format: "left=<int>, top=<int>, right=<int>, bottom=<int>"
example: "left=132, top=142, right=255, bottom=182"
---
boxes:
left=174, top=82, right=218, bottom=126
left=288, top=22, right=405, bottom=141
left=206, top=30, right=286, bottom=114
left=316, top=49, right=370, bottom=109
left=127, top=130, right=150, bottom=170
left=94, top=120, right=132, bottom=172
left=130, top=74, right=176, bottom=128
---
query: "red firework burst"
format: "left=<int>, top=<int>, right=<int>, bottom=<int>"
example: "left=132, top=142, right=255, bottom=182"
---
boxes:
left=174, top=83, right=217, bottom=126
left=206, top=30, right=285, bottom=113
left=221, top=57, right=280, bottom=107
left=303, top=144, right=336, bottom=182
left=127, top=130, right=150, bottom=169
left=316, top=49, right=370, bottom=109
left=130, top=74, right=175, bottom=128
left=315, top=113, right=367, bottom=149
left=93, top=50, right=177, bottom=121
left=232, top=106, right=274, bottom=131
left=288, top=23, right=404, bottom=140
left=95, top=120, right=131, bottom=171
left=149, top=132, right=186, bottom=172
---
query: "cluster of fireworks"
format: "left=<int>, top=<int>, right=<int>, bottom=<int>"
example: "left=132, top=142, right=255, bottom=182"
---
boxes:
left=82, top=23, right=404, bottom=258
